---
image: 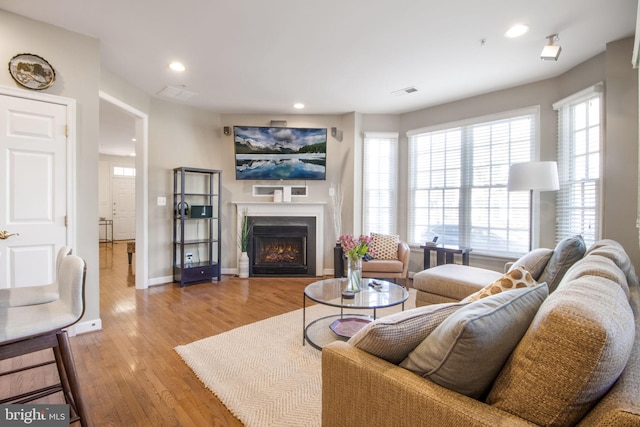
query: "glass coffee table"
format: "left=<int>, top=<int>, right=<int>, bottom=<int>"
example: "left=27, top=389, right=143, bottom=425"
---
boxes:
left=303, top=277, right=409, bottom=350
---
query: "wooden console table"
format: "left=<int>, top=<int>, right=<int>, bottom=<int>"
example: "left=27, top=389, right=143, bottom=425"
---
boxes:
left=421, top=244, right=472, bottom=269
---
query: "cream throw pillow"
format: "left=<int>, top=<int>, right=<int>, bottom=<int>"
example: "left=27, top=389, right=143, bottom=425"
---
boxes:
left=462, top=266, right=538, bottom=302
left=370, top=233, right=399, bottom=260
left=508, top=248, right=554, bottom=280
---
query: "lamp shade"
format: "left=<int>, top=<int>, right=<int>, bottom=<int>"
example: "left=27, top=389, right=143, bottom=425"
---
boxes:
left=507, top=161, right=559, bottom=192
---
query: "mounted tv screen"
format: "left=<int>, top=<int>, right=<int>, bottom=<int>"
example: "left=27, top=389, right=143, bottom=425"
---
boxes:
left=234, top=126, right=327, bottom=180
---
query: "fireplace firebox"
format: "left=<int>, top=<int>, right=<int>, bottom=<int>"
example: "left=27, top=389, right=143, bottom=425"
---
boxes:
left=248, top=216, right=316, bottom=277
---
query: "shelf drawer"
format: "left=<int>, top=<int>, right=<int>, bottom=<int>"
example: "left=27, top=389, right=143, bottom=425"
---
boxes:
left=179, top=264, right=218, bottom=284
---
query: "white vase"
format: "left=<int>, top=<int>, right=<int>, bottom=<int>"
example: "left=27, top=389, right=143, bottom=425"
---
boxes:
left=239, top=251, right=249, bottom=278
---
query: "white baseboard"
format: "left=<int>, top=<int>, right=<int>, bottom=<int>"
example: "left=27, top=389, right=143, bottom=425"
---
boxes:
left=148, top=275, right=173, bottom=286
left=67, top=318, right=102, bottom=336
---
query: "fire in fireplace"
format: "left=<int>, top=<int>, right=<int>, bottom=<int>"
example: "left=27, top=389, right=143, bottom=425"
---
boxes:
left=248, top=217, right=316, bottom=277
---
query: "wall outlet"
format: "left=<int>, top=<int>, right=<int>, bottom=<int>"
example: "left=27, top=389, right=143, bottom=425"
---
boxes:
left=157, top=196, right=166, bottom=206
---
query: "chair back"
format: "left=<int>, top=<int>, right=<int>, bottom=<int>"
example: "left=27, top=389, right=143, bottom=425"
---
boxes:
left=58, top=254, right=87, bottom=321
left=55, top=246, right=72, bottom=275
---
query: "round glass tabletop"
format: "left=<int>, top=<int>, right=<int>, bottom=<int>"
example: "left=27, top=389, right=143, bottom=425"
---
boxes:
left=304, top=278, right=409, bottom=309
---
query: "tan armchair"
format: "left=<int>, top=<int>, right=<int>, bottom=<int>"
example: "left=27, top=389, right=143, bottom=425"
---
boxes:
left=362, top=241, right=410, bottom=287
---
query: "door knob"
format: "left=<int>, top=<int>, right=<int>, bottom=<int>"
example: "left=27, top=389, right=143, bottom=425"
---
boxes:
left=0, top=230, right=19, bottom=240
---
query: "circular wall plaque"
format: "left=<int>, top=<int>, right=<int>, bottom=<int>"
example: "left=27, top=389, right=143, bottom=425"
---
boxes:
left=8, top=53, right=56, bottom=90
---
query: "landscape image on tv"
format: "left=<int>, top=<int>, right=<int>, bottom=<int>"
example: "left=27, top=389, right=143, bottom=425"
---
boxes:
left=234, top=126, right=327, bottom=180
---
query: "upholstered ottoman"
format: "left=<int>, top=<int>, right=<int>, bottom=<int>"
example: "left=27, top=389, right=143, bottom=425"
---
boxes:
left=413, top=235, right=587, bottom=307
left=413, top=265, right=503, bottom=306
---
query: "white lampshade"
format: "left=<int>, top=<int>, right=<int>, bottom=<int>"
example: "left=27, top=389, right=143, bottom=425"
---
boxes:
left=507, top=161, right=559, bottom=192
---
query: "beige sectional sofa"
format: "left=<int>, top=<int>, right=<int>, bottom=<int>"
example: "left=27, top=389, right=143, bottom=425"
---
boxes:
left=322, top=239, right=640, bottom=426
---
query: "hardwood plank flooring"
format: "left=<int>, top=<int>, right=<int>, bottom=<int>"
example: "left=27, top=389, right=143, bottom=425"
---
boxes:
left=2, top=242, right=327, bottom=426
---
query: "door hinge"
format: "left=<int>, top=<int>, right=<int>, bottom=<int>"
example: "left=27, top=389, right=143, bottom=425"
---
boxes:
left=64, top=125, right=68, bottom=138
left=64, top=216, right=68, bottom=227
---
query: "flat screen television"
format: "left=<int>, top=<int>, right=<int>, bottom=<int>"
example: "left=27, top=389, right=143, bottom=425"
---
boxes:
left=234, top=126, right=327, bottom=180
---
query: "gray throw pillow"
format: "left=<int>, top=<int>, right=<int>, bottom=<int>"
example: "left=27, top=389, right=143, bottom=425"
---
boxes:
left=349, top=302, right=468, bottom=364
left=399, top=284, right=549, bottom=399
left=538, top=235, right=586, bottom=292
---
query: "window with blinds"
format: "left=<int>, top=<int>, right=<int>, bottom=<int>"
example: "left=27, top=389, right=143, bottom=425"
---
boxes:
left=407, top=108, right=537, bottom=256
left=553, top=84, right=602, bottom=247
left=363, top=132, right=398, bottom=235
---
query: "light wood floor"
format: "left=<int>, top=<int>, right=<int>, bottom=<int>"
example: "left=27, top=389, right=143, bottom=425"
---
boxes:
left=2, top=242, right=325, bottom=426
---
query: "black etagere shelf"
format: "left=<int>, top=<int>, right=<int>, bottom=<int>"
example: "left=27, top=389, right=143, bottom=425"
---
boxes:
left=172, top=167, right=222, bottom=287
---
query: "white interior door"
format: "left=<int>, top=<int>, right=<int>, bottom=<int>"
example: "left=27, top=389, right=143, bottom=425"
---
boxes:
left=112, top=176, right=135, bottom=240
left=0, top=94, right=68, bottom=288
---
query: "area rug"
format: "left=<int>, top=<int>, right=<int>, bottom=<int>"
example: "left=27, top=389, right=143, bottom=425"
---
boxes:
left=175, top=289, right=416, bottom=427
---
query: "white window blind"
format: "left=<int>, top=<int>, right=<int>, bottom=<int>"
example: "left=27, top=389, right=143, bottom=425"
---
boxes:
left=553, top=84, right=602, bottom=247
left=363, top=132, right=398, bottom=235
left=407, top=109, right=537, bottom=255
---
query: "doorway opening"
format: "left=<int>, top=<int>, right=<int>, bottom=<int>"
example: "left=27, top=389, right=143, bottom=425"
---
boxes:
left=99, top=92, right=148, bottom=289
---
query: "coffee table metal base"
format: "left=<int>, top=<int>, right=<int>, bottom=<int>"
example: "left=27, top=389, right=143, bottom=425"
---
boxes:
left=302, top=278, right=408, bottom=350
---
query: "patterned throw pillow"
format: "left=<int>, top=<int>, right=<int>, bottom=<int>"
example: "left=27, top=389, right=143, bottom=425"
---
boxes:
left=370, top=233, right=399, bottom=260
left=463, top=266, right=537, bottom=302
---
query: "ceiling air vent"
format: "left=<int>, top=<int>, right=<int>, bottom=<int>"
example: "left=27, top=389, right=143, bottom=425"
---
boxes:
left=391, top=86, right=418, bottom=97
left=157, top=85, right=198, bottom=102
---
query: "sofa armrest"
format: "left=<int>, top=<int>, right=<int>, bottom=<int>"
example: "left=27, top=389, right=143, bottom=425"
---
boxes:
left=322, top=341, right=536, bottom=427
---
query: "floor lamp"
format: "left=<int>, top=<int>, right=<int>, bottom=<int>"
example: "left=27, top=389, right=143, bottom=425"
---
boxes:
left=507, top=161, right=559, bottom=251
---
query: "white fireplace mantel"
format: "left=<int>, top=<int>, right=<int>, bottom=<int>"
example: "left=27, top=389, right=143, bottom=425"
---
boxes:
left=234, top=202, right=326, bottom=276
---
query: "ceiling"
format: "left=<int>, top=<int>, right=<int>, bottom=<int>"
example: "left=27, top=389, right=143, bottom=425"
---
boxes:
left=0, top=0, right=637, bottom=155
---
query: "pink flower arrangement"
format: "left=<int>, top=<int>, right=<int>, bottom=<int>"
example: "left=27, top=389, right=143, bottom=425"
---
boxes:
left=338, top=234, right=376, bottom=261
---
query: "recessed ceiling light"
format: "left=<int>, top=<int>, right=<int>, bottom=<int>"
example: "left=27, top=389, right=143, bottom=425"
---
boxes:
left=131, top=138, right=136, bottom=142
left=505, top=24, right=530, bottom=38
left=169, top=62, right=186, bottom=72
left=293, top=103, right=305, bottom=109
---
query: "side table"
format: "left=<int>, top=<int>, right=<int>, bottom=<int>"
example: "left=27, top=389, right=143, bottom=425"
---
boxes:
left=421, top=244, right=472, bottom=269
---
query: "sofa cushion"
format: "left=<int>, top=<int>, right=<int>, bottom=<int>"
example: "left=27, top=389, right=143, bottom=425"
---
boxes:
left=413, top=264, right=503, bottom=301
left=462, top=266, right=538, bottom=302
left=586, top=239, right=639, bottom=291
left=487, top=276, right=634, bottom=426
left=538, top=235, right=586, bottom=292
left=362, top=259, right=403, bottom=274
left=508, top=248, right=554, bottom=280
left=399, top=284, right=549, bottom=399
left=560, top=254, right=629, bottom=298
left=349, top=302, right=468, bottom=364
left=370, top=233, right=399, bottom=260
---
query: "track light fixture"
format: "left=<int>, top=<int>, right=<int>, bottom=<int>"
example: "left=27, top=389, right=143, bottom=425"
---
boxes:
left=541, top=34, right=561, bottom=61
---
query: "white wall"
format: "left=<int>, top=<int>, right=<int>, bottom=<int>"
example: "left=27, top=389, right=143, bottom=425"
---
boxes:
left=147, top=99, right=222, bottom=279
left=220, top=114, right=346, bottom=275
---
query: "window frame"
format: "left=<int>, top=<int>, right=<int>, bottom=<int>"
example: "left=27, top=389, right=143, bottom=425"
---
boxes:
left=553, top=83, right=604, bottom=247
left=406, top=107, right=540, bottom=257
left=362, top=131, right=399, bottom=235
